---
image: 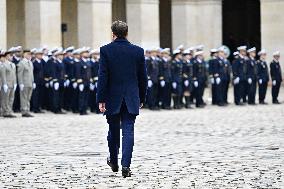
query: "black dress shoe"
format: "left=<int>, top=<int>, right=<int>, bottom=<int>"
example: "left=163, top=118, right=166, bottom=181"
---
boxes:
left=122, top=167, right=131, bottom=178
left=22, top=113, right=34, bottom=117
left=107, top=157, right=119, bottom=172
left=4, top=114, right=17, bottom=118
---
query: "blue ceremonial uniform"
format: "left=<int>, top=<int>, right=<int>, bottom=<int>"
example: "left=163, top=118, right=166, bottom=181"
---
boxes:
left=222, top=58, right=231, bottom=104
left=246, top=57, right=257, bottom=104
left=270, top=60, right=282, bottom=103
left=159, top=57, right=172, bottom=109
left=97, top=38, right=147, bottom=168
left=257, top=59, right=269, bottom=103
left=89, top=58, right=100, bottom=113
left=12, top=56, right=21, bottom=112
left=31, top=58, right=45, bottom=112
left=171, top=58, right=183, bottom=109
left=192, top=58, right=207, bottom=107
left=232, top=56, right=247, bottom=105
left=182, top=59, right=193, bottom=108
left=63, top=56, right=75, bottom=110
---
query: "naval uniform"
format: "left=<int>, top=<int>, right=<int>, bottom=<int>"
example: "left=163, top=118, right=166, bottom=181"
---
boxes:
left=257, top=59, right=269, bottom=103
left=270, top=60, right=282, bottom=103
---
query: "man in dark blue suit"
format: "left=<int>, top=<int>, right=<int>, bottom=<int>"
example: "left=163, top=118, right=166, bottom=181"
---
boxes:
left=97, top=21, right=147, bottom=178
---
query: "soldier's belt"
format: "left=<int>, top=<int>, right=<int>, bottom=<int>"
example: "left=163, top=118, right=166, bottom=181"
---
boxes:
left=64, top=74, right=68, bottom=78
left=53, top=79, right=58, bottom=82
left=90, top=79, right=94, bottom=82
left=77, top=79, right=83, bottom=83
left=71, top=79, right=76, bottom=82
left=159, top=76, right=164, bottom=80
left=44, top=78, right=49, bottom=81
left=147, top=76, right=151, bottom=80
left=93, top=77, right=98, bottom=81
left=214, top=74, right=219, bottom=77
left=183, top=74, right=188, bottom=78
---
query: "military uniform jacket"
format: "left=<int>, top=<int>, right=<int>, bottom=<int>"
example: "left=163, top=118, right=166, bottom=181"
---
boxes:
left=257, top=60, right=269, bottom=82
left=192, top=58, right=207, bottom=82
left=17, top=58, right=34, bottom=87
left=1, top=60, right=17, bottom=88
left=146, top=57, right=159, bottom=83
left=63, top=56, right=75, bottom=81
left=223, top=59, right=231, bottom=81
left=232, top=56, right=247, bottom=81
left=171, top=58, right=183, bottom=83
left=33, top=59, right=44, bottom=85
left=270, top=60, right=283, bottom=82
left=159, top=57, right=172, bottom=83
left=90, top=58, right=99, bottom=84
left=44, top=57, right=54, bottom=83
left=52, top=60, right=66, bottom=86
left=215, top=57, right=225, bottom=79
left=246, top=57, right=257, bottom=80
left=75, top=58, right=92, bottom=86
left=208, top=57, right=217, bottom=78
left=182, top=59, right=193, bottom=81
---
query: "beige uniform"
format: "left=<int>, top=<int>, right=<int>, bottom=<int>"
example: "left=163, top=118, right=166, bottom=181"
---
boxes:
left=17, top=58, right=34, bottom=114
left=0, top=60, right=17, bottom=116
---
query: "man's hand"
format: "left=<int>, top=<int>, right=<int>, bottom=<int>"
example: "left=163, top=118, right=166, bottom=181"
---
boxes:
left=99, top=103, right=106, bottom=113
left=140, top=103, right=143, bottom=109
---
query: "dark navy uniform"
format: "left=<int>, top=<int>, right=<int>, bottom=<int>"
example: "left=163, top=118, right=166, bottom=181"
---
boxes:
left=159, top=57, right=172, bottom=109
left=213, top=57, right=224, bottom=105
left=208, top=57, right=217, bottom=105
left=246, top=57, right=258, bottom=104
left=12, top=56, right=21, bottom=112
left=257, top=59, right=269, bottom=103
left=222, top=58, right=231, bottom=104
left=75, top=58, right=92, bottom=115
left=89, top=58, right=99, bottom=113
left=192, top=57, right=207, bottom=107
left=146, top=56, right=159, bottom=110
left=31, top=58, right=44, bottom=112
left=171, top=58, right=183, bottom=109
left=43, top=56, right=54, bottom=110
left=270, top=59, right=282, bottom=103
left=182, top=59, right=193, bottom=108
left=71, top=58, right=80, bottom=113
left=232, top=56, right=247, bottom=105
left=63, top=56, right=75, bottom=110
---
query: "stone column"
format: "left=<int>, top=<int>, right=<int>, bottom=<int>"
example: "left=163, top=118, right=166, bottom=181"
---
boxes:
left=0, top=0, right=7, bottom=49
left=126, top=0, right=160, bottom=48
left=261, top=0, right=284, bottom=65
left=25, top=0, right=62, bottom=48
left=172, top=0, right=222, bottom=53
left=77, top=0, right=112, bottom=48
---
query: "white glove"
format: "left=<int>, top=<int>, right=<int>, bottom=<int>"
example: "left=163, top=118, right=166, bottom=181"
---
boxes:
left=216, top=77, right=221, bottom=85
left=14, top=84, right=17, bottom=92
left=234, top=77, right=240, bottom=85
left=45, top=83, right=49, bottom=88
left=54, top=82, right=59, bottom=91
left=272, top=80, right=277, bottom=86
left=160, top=80, right=165, bottom=87
left=49, top=81, right=53, bottom=87
left=65, top=79, right=70, bottom=87
left=33, top=83, right=36, bottom=89
left=259, top=79, right=263, bottom=85
left=3, top=84, right=8, bottom=93
left=172, top=82, right=177, bottom=89
left=184, top=80, right=189, bottom=87
left=194, top=81, right=198, bottom=88
left=79, top=84, right=84, bottom=92
left=90, top=83, right=95, bottom=91
left=248, top=78, right=252, bottom=84
left=148, top=80, right=153, bottom=88
left=210, top=78, right=214, bottom=84
left=19, top=84, right=24, bottom=91
left=73, top=82, right=78, bottom=89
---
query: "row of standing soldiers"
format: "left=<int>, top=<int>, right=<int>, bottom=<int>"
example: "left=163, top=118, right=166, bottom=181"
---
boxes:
left=0, top=46, right=101, bottom=118
left=144, top=45, right=282, bottom=110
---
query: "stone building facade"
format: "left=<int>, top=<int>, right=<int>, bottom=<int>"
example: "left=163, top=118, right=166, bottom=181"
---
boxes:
left=0, top=0, right=283, bottom=62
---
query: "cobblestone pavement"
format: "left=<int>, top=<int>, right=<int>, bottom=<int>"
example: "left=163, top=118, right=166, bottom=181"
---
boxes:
left=0, top=88, right=284, bottom=188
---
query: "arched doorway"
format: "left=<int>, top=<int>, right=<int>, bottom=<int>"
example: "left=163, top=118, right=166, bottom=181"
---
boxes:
left=222, top=0, right=261, bottom=58
left=61, top=0, right=78, bottom=48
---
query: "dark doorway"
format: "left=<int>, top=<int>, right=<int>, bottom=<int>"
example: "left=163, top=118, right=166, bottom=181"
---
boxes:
left=112, top=0, right=126, bottom=22
left=159, top=0, right=172, bottom=49
left=222, top=0, right=260, bottom=57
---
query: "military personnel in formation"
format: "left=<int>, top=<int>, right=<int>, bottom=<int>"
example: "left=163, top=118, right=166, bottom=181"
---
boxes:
left=89, top=49, right=100, bottom=113
left=257, top=49, right=269, bottom=104
left=232, top=46, right=247, bottom=105
left=75, top=48, right=92, bottom=115
left=208, top=48, right=218, bottom=105
left=158, top=48, right=172, bottom=109
left=17, top=50, right=34, bottom=117
left=192, top=50, right=207, bottom=108
left=270, top=51, right=282, bottom=104
left=62, top=46, right=75, bottom=111
left=171, top=49, right=184, bottom=109
left=222, top=50, right=231, bottom=104
left=246, top=47, right=258, bottom=105
left=71, top=49, right=81, bottom=113
left=31, top=49, right=45, bottom=113
left=182, top=48, right=193, bottom=108
left=0, top=50, right=5, bottom=116
left=0, top=49, right=17, bottom=118
left=11, top=46, right=23, bottom=112
left=146, top=48, right=160, bottom=110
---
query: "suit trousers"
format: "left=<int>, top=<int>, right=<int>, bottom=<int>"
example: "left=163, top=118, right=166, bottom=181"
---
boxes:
left=1, top=87, right=15, bottom=115
left=106, top=101, right=136, bottom=167
left=20, top=87, right=33, bottom=114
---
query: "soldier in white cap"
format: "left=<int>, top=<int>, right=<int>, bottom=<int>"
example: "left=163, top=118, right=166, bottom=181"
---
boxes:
left=257, top=49, right=269, bottom=104
left=17, top=49, right=34, bottom=117
left=1, top=49, right=17, bottom=118
left=89, top=49, right=100, bottom=113
left=182, top=48, right=194, bottom=108
left=246, top=47, right=257, bottom=105
left=270, top=51, right=282, bottom=104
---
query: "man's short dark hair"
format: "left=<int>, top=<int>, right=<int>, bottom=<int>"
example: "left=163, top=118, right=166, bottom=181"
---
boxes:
left=111, top=20, right=128, bottom=39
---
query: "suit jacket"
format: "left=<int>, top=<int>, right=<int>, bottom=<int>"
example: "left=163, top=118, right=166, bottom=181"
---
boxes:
left=17, top=58, right=34, bottom=87
left=97, top=38, right=147, bottom=115
left=1, top=60, right=17, bottom=88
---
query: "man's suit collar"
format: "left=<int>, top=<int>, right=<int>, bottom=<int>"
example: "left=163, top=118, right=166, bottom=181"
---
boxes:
left=114, top=38, right=129, bottom=43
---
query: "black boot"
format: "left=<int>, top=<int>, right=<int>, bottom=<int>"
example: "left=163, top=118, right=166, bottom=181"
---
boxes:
left=185, top=96, right=192, bottom=109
